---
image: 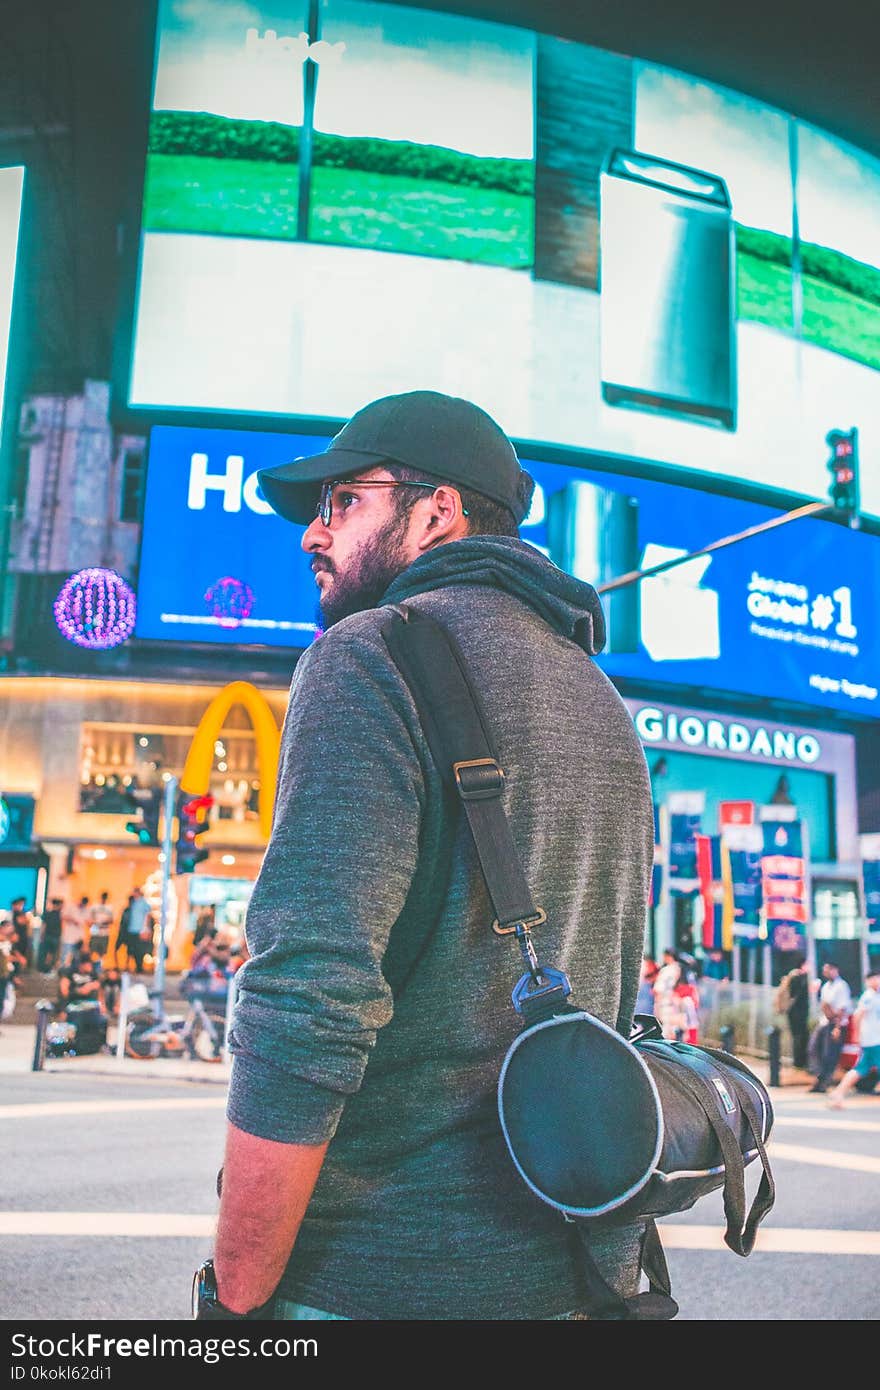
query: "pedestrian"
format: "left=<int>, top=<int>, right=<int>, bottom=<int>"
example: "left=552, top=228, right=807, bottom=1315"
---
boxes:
left=653, top=949, right=685, bottom=1040
left=635, top=954, right=658, bottom=1015
left=704, top=949, right=730, bottom=981
left=120, top=887, right=153, bottom=973
left=828, top=971, right=880, bottom=1108
left=193, top=906, right=216, bottom=949
left=0, top=920, right=26, bottom=1020
left=776, top=955, right=810, bottom=1070
left=675, top=976, right=700, bottom=1044
left=88, top=891, right=114, bottom=959
left=114, top=895, right=134, bottom=968
left=198, top=391, right=654, bottom=1321
left=10, top=897, right=32, bottom=969
left=808, top=961, right=853, bottom=1093
left=60, top=896, right=89, bottom=967
left=38, top=898, right=63, bottom=972
left=0, top=922, right=17, bottom=1022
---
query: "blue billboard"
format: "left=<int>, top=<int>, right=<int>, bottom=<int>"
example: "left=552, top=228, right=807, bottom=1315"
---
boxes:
left=136, top=424, right=880, bottom=717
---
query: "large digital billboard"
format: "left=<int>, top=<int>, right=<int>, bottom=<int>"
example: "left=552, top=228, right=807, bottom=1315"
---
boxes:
left=136, top=424, right=880, bottom=717
left=126, top=1, right=880, bottom=516
left=0, top=165, right=24, bottom=430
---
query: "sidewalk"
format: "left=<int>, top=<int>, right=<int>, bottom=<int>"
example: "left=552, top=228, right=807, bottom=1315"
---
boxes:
left=0, top=1021, right=231, bottom=1084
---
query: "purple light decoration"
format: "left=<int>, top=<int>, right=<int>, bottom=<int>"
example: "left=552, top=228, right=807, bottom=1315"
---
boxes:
left=204, top=576, right=255, bottom=629
left=53, top=568, right=137, bottom=650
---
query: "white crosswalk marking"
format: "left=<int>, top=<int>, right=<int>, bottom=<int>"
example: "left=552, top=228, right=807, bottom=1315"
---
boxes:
left=659, top=1226, right=880, bottom=1255
left=768, top=1140, right=880, bottom=1174
left=0, top=1097, right=226, bottom=1120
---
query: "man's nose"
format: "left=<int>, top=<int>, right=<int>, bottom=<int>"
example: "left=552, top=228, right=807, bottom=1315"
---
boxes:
left=302, top=515, right=330, bottom=553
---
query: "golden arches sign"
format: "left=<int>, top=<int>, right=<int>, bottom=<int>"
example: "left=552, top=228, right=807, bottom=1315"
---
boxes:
left=182, top=681, right=281, bottom=839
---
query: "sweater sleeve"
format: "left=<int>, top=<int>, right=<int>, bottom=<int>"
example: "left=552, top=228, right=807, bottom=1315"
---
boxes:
left=226, top=620, right=425, bottom=1144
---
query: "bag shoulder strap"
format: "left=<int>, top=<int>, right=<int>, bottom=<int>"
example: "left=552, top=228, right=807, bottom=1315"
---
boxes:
left=384, top=603, right=684, bottom=1321
left=383, top=604, right=543, bottom=936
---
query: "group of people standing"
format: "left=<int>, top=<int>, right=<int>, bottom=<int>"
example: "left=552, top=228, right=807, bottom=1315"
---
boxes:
left=1, top=887, right=157, bottom=978
left=637, top=948, right=705, bottom=1041
left=776, top=956, right=880, bottom=1102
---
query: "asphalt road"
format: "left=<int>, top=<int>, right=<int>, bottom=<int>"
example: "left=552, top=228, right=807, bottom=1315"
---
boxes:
left=0, top=1054, right=877, bottom=1322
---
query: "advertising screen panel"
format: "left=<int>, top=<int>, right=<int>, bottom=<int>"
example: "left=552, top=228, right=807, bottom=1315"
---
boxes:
left=127, top=2, right=880, bottom=516
left=0, top=165, right=24, bottom=430
left=136, top=424, right=880, bottom=717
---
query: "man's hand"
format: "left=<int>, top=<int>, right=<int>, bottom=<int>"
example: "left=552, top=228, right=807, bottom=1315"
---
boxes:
left=213, top=1122, right=329, bottom=1315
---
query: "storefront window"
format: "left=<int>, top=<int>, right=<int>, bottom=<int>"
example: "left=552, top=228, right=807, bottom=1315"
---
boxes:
left=78, top=721, right=263, bottom=823
left=813, top=881, right=860, bottom=941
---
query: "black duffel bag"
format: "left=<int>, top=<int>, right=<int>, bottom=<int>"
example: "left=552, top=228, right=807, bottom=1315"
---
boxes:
left=498, top=1003, right=773, bottom=1317
left=384, top=606, right=776, bottom=1321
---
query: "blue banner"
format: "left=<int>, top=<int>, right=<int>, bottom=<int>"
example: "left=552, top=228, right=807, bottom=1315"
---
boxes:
left=864, top=860, right=880, bottom=929
left=668, top=812, right=702, bottom=891
left=728, top=848, right=763, bottom=933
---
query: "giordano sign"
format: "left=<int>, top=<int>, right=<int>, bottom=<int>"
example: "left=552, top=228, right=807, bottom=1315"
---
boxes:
left=182, top=681, right=281, bottom=838
left=630, top=704, right=822, bottom=767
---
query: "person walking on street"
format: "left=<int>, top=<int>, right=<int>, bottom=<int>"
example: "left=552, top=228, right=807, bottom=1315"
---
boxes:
left=199, top=391, right=654, bottom=1322
left=635, top=955, right=658, bottom=1015
left=119, top=887, right=153, bottom=973
left=777, top=955, right=810, bottom=1070
left=653, top=949, right=685, bottom=1040
left=10, top=898, right=32, bottom=970
left=828, top=971, right=880, bottom=1108
left=38, top=898, right=63, bottom=972
left=60, top=896, right=89, bottom=967
left=809, top=961, right=853, bottom=1093
left=88, top=892, right=114, bottom=959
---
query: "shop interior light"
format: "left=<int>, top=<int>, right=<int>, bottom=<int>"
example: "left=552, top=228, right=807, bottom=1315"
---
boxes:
left=221, top=855, right=236, bottom=866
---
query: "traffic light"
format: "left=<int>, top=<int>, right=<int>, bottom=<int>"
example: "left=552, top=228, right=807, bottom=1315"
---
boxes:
left=124, top=787, right=163, bottom=845
left=826, top=428, right=859, bottom=525
left=175, top=792, right=214, bottom=874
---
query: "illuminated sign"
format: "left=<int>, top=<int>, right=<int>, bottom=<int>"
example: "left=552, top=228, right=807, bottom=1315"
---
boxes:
left=632, top=706, right=821, bottom=765
left=182, top=681, right=281, bottom=839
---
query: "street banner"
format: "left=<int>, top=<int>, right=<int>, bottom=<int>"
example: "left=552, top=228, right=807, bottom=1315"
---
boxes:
left=719, top=800, right=755, bottom=829
left=664, top=792, right=705, bottom=895
left=695, top=833, right=725, bottom=949
left=761, top=817, right=809, bottom=951
left=723, top=824, right=763, bottom=943
left=860, top=834, right=880, bottom=927
left=650, top=802, right=663, bottom=908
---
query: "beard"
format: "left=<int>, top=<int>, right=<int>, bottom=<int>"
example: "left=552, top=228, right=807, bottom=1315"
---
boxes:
left=314, top=512, right=411, bottom=629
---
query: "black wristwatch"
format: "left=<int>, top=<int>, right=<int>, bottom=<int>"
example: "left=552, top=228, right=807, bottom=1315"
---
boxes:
left=192, top=1259, right=274, bottom=1321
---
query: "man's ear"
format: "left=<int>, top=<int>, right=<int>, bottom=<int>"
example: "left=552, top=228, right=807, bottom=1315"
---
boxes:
left=415, top=485, right=469, bottom=551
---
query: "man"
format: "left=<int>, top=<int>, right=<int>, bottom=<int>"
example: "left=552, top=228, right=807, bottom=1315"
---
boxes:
left=10, top=897, right=31, bottom=969
left=778, top=955, right=810, bottom=1070
left=59, top=896, right=89, bottom=968
left=121, top=887, right=153, bottom=973
left=88, top=891, right=114, bottom=958
left=809, top=960, right=853, bottom=1093
left=208, top=391, right=653, bottom=1321
left=38, top=897, right=63, bottom=972
left=828, top=970, right=880, bottom=1108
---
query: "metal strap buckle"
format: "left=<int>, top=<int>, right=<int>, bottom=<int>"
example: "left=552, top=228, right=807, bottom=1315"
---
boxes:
left=453, top=758, right=505, bottom=801
left=492, top=907, right=547, bottom=937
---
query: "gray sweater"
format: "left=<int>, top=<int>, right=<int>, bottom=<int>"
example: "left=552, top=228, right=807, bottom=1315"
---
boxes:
left=227, top=537, right=654, bottom=1319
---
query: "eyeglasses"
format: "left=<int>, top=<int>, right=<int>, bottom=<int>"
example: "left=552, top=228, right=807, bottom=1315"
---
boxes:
left=316, top=478, right=441, bottom=528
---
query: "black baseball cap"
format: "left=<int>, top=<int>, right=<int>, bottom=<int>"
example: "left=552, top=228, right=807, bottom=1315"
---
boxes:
left=257, top=391, right=531, bottom=526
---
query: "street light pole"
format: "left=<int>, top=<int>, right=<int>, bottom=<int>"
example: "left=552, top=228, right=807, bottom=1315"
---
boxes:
left=151, top=775, right=178, bottom=1020
left=297, top=0, right=321, bottom=242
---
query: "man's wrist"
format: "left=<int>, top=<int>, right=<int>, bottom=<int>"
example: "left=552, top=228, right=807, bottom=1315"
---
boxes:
left=193, top=1259, right=275, bottom=1320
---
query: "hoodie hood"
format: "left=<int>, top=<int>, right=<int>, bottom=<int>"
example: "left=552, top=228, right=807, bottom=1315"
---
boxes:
left=382, top=536, right=606, bottom=655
